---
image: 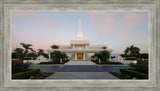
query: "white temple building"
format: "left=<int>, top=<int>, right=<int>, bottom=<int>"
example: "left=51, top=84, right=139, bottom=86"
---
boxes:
left=47, top=16, right=113, bottom=61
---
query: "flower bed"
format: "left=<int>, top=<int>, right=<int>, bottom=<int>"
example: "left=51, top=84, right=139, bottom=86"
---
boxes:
left=12, top=69, right=54, bottom=79
left=109, top=71, right=132, bottom=79
left=12, top=60, right=31, bottom=74
left=120, top=68, right=148, bottom=79
left=30, top=71, right=54, bottom=79
left=12, top=69, right=40, bottom=79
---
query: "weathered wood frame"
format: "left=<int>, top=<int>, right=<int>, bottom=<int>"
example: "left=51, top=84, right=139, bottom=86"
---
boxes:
left=0, top=0, right=159, bottom=91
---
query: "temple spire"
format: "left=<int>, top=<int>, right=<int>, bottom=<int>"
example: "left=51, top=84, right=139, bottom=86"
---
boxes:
left=77, top=16, right=83, bottom=40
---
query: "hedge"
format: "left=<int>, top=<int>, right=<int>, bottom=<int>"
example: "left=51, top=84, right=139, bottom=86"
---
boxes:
left=120, top=68, right=148, bottom=79
left=40, top=60, right=69, bottom=64
left=12, top=69, right=40, bottom=79
left=92, top=60, right=122, bottom=64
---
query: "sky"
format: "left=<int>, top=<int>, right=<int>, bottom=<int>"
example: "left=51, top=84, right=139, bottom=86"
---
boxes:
left=12, top=12, right=148, bottom=54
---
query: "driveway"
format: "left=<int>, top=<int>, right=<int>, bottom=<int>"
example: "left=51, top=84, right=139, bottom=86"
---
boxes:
left=29, top=61, right=130, bottom=79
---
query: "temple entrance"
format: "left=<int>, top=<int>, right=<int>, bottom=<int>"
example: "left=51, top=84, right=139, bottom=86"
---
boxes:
left=77, top=53, right=83, bottom=60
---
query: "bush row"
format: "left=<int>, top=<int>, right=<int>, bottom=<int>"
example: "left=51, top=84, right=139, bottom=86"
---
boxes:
left=92, top=60, right=122, bottom=64
left=120, top=68, right=148, bottom=79
left=12, top=69, right=40, bottom=79
left=40, top=60, right=69, bottom=64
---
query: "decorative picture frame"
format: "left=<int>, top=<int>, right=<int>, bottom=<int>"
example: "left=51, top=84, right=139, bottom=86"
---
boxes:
left=0, top=0, right=159, bottom=91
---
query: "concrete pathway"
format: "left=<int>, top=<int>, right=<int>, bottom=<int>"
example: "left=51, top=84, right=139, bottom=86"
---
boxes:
left=64, top=61, right=96, bottom=65
left=29, top=65, right=130, bottom=72
left=46, top=72, right=118, bottom=79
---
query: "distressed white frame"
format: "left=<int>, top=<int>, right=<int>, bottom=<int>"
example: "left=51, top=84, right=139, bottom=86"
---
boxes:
left=0, top=0, right=159, bottom=91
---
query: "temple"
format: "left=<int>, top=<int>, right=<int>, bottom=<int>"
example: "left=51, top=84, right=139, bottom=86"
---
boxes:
left=47, top=16, right=113, bottom=61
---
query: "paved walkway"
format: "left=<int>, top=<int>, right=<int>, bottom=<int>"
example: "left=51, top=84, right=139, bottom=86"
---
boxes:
left=46, top=72, right=118, bottom=79
left=64, top=61, right=96, bottom=65
left=29, top=65, right=130, bottom=72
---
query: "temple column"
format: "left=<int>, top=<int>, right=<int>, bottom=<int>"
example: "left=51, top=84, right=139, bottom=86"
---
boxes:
left=85, top=45, right=87, bottom=49
left=75, top=52, right=77, bottom=60
left=83, top=52, right=85, bottom=60
left=49, top=52, right=51, bottom=60
left=73, top=45, right=75, bottom=49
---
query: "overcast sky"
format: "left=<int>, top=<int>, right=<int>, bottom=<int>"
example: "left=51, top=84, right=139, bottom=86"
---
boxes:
left=12, top=12, right=148, bottom=54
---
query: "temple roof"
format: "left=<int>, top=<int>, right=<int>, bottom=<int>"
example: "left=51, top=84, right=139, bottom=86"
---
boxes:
left=70, top=40, right=90, bottom=45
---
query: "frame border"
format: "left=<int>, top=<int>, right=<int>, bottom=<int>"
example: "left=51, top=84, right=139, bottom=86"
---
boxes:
left=0, top=0, right=160, bottom=91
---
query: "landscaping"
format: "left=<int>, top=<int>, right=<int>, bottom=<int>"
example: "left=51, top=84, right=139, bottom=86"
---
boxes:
left=12, top=60, right=54, bottom=79
left=92, top=60, right=123, bottom=65
left=109, top=60, right=148, bottom=79
left=39, top=60, right=69, bottom=64
left=39, top=50, right=69, bottom=64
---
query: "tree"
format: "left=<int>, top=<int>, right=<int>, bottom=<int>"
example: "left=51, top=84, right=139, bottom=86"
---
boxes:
left=124, top=45, right=140, bottom=58
left=93, top=50, right=110, bottom=61
left=37, top=49, right=44, bottom=56
left=20, top=43, right=33, bottom=57
left=12, top=48, right=25, bottom=60
left=51, top=45, right=59, bottom=49
left=99, top=50, right=110, bottom=61
left=51, top=51, right=68, bottom=61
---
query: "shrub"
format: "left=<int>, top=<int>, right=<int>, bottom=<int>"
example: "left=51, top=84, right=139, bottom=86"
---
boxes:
left=12, top=69, right=40, bottom=79
left=135, top=61, right=148, bottom=74
left=40, top=60, right=69, bottom=64
left=12, top=60, right=31, bottom=74
left=51, top=51, right=69, bottom=61
left=120, top=68, right=148, bottom=79
left=92, top=60, right=122, bottom=64
left=93, top=50, right=110, bottom=61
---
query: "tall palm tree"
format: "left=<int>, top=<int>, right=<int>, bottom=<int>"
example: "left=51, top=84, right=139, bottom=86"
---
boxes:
left=124, top=45, right=140, bottom=57
left=38, top=49, right=44, bottom=56
left=20, top=43, right=33, bottom=57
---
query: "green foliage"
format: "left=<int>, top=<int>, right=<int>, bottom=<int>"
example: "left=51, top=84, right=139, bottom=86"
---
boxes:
left=140, top=53, right=148, bottom=59
left=120, top=68, right=148, bottom=79
left=40, top=60, right=69, bottom=64
left=109, top=71, right=132, bottom=79
left=30, top=71, right=54, bottom=79
left=92, top=60, right=122, bottom=64
left=123, top=45, right=140, bottom=58
left=37, top=49, right=48, bottom=58
left=93, top=50, right=110, bottom=61
left=12, top=60, right=31, bottom=74
left=12, top=48, right=25, bottom=60
left=12, top=69, right=40, bottom=79
left=27, top=52, right=38, bottom=59
left=51, top=51, right=68, bottom=61
left=51, top=45, right=59, bottom=49
left=20, top=43, right=33, bottom=56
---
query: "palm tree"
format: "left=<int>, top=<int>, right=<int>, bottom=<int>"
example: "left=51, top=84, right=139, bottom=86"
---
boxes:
left=124, top=45, right=140, bottom=57
left=51, top=45, right=59, bottom=49
left=38, top=49, right=44, bottom=56
left=20, top=43, right=33, bottom=57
